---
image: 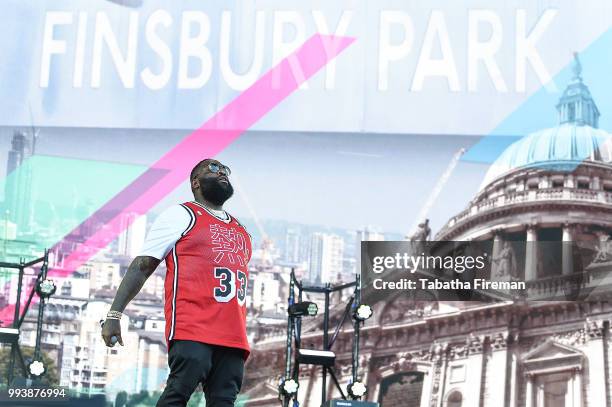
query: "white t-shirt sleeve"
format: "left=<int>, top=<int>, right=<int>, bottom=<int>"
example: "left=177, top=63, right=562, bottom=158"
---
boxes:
left=138, top=205, right=192, bottom=260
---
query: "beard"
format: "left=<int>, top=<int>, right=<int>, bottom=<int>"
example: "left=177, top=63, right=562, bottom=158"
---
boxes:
left=200, top=177, right=234, bottom=206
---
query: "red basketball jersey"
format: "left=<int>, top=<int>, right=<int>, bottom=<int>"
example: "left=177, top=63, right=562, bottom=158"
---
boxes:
left=164, top=201, right=252, bottom=358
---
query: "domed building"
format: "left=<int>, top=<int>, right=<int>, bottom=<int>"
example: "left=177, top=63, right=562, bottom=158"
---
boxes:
left=242, top=57, right=612, bottom=407
left=437, top=55, right=612, bottom=298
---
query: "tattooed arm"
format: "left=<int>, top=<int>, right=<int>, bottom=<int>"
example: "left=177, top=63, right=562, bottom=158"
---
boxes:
left=109, top=256, right=161, bottom=312
left=102, top=256, right=161, bottom=346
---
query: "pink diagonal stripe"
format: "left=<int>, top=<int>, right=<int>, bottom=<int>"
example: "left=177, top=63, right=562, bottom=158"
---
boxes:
left=0, top=34, right=355, bottom=323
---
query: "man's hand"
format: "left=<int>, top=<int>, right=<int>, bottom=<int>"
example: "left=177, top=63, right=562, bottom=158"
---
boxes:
left=103, top=256, right=161, bottom=348
left=101, top=319, right=124, bottom=347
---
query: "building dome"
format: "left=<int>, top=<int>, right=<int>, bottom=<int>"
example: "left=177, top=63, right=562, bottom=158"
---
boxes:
left=480, top=124, right=612, bottom=188
left=437, top=53, right=612, bottom=243
left=481, top=52, right=611, bottom=189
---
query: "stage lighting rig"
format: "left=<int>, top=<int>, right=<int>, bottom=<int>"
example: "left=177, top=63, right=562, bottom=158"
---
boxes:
left=0, top=249, right=52, bottom=385
left=281, top=271, right=376, bottom=406
left=279, top=377, right=299, bottom=397
left=297, top=349, right=336, bottom=367
left=288, top=301, right=318, bottom=317
left=36, top=279, right=56, bottom=298
left=353, top=304, right=373, bottom=321
left=347, top=380, right=367, bottom=399
left=28, top=360, right=46, bottom=378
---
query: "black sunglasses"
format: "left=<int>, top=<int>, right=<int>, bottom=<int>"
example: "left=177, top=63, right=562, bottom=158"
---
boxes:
left=208, top=162, right=231, bottom=176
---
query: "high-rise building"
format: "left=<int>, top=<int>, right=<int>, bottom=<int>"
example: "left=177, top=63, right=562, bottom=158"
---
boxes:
left=0, top=218, right=17, bottom=241
left=355, top=227, right=385, bottom=273
left=80, top=261, right=122, bottom=290
left=251, top=271, right=281, bottom=311
left=308, top=233, right=344, bottom=284
left=4, top=131, right=34, bottom=233
left=57, top=276, right=91, bottom=298
left=284, top=229, right=301, bottom=263
left=118, top=213, right=147, bottom=258
left=142, top=273, right=165, bottom=298
left=356, top=227, right=385, bottom=243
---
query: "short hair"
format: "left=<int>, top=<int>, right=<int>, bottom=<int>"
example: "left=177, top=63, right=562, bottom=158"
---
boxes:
left=190, top=159, right=214, bottom=183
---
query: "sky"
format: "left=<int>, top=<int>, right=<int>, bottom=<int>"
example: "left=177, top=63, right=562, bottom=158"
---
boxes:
left=0, top=128, right=487, bottom=235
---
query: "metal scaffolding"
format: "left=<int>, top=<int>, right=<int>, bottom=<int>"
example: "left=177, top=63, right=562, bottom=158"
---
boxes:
left=0, top=249, right=50, bottom=385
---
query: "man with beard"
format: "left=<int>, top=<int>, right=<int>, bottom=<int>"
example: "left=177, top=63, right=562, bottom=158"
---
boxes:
left=102, top=159, right=252, bottom=407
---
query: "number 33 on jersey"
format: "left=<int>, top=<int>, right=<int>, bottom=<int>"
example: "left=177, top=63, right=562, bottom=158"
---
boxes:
left=164, top=201, right=252, bottom=358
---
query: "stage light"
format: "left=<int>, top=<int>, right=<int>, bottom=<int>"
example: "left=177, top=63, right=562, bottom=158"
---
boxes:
left=28, top=360, right=45, bottom=377
left=307, top=302, right=318, bottom=316
left=353, top=304, right=373, bottom=321
left=36, top=279, right=56, bottom=298
left=347, top=380, right=367, bottom=398
left=297, top=349, right=336, bottom=367
left=279, top=378, right=299, bottom=396
left=288, top=301, right=318, bottom=317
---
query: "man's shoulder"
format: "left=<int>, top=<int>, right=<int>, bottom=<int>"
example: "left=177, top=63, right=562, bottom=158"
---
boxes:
left=228, top=214, right=251, bottom=236
left=153, top=204, right=194, bottom=223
